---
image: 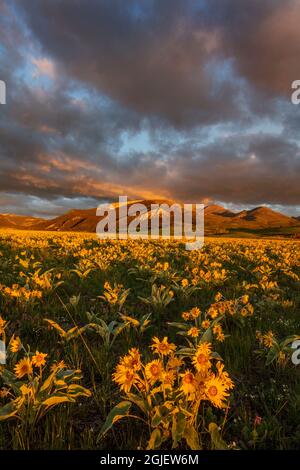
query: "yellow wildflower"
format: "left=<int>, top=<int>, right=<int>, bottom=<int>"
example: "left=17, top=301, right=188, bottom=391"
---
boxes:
left=187, top=327, right=200, bottom=338
left=10, top=336, right=22, bottom=353
left=14, top=358, right=33, bottom=379
left=32, top=351, right=48, bottom=368
left=192, top=342, right=212, bottom=373
left=205, top=375, right=229, bottom=408
left=151, top=337, right=176, bottom=356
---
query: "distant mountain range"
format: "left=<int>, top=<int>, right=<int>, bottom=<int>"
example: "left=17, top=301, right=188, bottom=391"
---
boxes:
left=0, top=201, right=300, bottom=238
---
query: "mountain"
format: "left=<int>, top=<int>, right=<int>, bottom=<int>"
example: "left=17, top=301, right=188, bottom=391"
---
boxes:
left=1, top=201, right=299, bottom=237
left=204, top=205, right=298, bottom=231
left=0, top=213, right=43, bottom=229
left=30, top=200, right=176, bottom=232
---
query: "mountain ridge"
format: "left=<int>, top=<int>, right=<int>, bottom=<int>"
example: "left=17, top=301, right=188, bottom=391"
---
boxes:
left=0, top=201, right=299, bottom=237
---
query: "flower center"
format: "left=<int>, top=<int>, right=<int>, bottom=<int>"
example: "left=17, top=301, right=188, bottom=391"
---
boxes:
left=197, top=354, right=207, bottom=365
left=150, top=364, right=160, bottom=376
left=126, top=370, right=134, bottom=381
left=208, top=385, right=218, bottom=397
left=184, top=373, right=193, bottom=384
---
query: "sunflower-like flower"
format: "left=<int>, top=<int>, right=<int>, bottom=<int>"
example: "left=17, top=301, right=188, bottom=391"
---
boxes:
left=181, top=279, right=189, bottom=287
left=187, top=327, right=200, bottom=338
left=205, top=375, right=229, bottom=408
left=151, top=337, right=176, bottom=356
left=216, top=361, right=234, bottom=390
left=182, top=311, right=190, bottom=321
left=32, top=351, right=48, bottom=368
left=213, top=324, right=225, bottom=342
left=201, top=319, right=211, bottom=330
left=167, top=355, right=183, bottom=370
left=121, top=348, right=141, bottom=371
left=113, top=364, right=139, bottom=393
left=190, top=307, right=200, bottom=319
left=162, top=370, right=175, bottom=391
left=14, top=358, right=33, bottom=379
left=263, top=331, right=275, bottom=348
left=215, top=292, right=222, bottom=302
left=241, top=295, right=249, bottom=305
left=0, top=316, right=6, bottom=336
left=145, top=359, right=163, bottom=384
left=208, top=307, right=218, bottom=319
left=10, top=335, right=22, bottom=353
left=180, top=370, right=196, bottom=395
left=192, top=342, right=212, bottom=373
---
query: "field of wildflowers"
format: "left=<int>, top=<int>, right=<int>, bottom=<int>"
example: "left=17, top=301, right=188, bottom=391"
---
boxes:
left=0, top=230, right=300, bottom=450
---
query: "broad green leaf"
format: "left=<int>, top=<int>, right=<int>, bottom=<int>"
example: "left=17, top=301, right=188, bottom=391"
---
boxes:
left=171, top=412, right=186, bottom=448
left=42, top=395, right=74, bottom=407
left=99, top=401, right=132, bottom=438
left=67, top=384, right=91, bottom=397
left=208, top=422, right=228, bottom=450
left=200, top=328, right=212, bottom=344
left=184, top=425, right=201, bottom=450
left=151, top=407, right=163, bottom=427
left=125, top=392, right=149, bottom=414
left=147, top=428, right=162, bottom=450
left=0, top=397, right=24, bottom=421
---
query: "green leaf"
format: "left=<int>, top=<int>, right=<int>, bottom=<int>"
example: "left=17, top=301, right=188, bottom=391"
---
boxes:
left=184, top=425, right=201, bottom=450
left=0, top=369, right=24, bottom=394
left=176, top=347, right=195, bottom=356
left=208, top=423, right=228, bottom=450
left=167, top=322, right=189, bottom=330
left=200, top=328, right=212, bottom=344
left=171, top=412, right=186, bottom=448
left=266, top=348, right=278, bottom=365
left=42, top=395, right=75, bottom=407
left=281, top=335, right=300, bottom=348
left=147, top=428, right=162, bottom=450
left=67, top=384, right=92, bottom=398
left=99, top=401, right=132, bottom=438
left=151, top=407, right=164, bottom=427
left=0, top=397, right=24, bottom=421
left=125, top=393, right=149, bottom=414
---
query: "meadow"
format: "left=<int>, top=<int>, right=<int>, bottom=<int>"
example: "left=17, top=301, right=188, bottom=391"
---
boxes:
left=0, top=230, right=300, bottom=450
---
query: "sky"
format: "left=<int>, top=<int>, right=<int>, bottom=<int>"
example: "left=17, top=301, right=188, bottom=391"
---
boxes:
left=0, top=0, right=300, bottom=218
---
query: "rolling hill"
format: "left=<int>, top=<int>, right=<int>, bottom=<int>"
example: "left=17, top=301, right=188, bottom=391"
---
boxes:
left=0, top=214, right=43, bottom=229
left=0, top=201, right=299, bottom=238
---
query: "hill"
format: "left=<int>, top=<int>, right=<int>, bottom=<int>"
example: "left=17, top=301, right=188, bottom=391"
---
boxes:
left=1, top=202, right=299, bottom=238
left=0, top=214, right=43, bottom=229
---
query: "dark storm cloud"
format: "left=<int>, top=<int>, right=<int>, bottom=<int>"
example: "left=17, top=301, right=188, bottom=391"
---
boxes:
left=204, top=0, right=300, bottom=96
left=17, top=0, right=300, bottom=123
left=16, top=0, right=250, bottom=127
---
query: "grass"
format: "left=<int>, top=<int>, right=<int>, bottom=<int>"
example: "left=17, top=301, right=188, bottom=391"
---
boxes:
left=0, top=230, right=300, bottom=450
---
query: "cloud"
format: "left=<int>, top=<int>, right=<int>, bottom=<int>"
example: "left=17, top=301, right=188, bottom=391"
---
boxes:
left=0, top=0, right=299, bottom=217
left=16, top=0, right=252, bottom=127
